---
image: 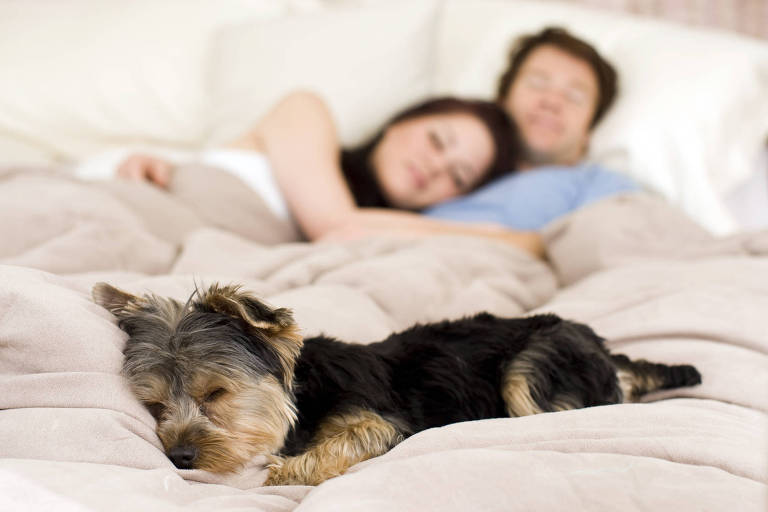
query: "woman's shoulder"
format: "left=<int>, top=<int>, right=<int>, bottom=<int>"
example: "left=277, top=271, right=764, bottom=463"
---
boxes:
left=273, top=90, right=336, bottom=125
left=251, top=90, right=338, bottom=142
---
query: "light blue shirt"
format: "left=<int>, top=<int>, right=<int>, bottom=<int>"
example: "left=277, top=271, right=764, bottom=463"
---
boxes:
left=425, top=163, right=641, bottom=230
left=423, top=164, right=641, bottom=230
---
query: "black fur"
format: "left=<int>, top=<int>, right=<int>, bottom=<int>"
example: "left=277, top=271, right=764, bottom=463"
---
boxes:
left=282, top=312, right=701, bottom=455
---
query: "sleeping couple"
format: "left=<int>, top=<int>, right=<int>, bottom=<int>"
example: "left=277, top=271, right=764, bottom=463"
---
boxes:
left=117, top=27, right=638, bottom=260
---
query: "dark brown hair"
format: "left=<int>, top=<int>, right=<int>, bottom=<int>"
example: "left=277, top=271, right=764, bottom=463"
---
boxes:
left=496, top=27, right=618, bottom=128
left=341, top=97, right=520, bottom=209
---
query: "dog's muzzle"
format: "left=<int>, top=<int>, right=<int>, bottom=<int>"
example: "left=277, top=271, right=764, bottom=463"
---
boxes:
left=169, top=444, right=198, bottom=469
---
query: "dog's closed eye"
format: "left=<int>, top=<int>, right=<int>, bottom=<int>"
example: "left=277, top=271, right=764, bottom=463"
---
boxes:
left=204, top=388, right=227, bottom=403
left=199, top=388, right=228, bottom=419
left=146, top=402, right=166, bottom=420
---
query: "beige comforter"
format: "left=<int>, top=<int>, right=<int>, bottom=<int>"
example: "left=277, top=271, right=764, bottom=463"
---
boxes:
left=1, top=165, right=766, bottom=511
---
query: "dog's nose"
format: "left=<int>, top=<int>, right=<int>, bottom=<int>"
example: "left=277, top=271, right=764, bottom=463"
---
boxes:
left=169, top=445, right=198, bottom=469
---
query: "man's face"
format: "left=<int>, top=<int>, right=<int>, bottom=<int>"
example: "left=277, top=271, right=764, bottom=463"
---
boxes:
left=502, top=44, right=599, bottom=167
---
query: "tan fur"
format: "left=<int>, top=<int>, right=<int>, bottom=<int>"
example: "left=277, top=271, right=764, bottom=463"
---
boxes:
left=92, top=282, right=146, bottom=316
left=199, top=284, right=303, bottom=390
left=92, top=282, right=185, bottom=329
left=617, top=369, right=636, bottom=402
left=501, top=362, right=544, bottom=417
left=127, top=373, right=170, bottom=405
left=617, top=368, right=664, bottom=402
left=156, top=374, right=296, bottom=473
left=264, top=410, right=402, bottom=486
left=260, top=323, right=303, bottom=390
left=550, top=393, right=584, bottom=412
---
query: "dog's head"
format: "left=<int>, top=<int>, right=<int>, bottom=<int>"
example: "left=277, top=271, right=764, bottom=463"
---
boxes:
left=92, top=282, right=302, bottom=472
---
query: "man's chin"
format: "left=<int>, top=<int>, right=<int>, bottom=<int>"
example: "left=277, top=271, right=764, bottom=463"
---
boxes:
left=522, top=147, right=560, bottom=167
left=522, top=142, right=583, bottom=167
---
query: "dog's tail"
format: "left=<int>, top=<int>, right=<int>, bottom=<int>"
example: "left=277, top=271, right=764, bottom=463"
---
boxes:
left=611, top=354, right=701, bottom=402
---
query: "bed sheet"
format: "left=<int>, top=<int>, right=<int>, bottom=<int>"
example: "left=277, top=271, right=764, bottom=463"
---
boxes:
left=0, top=165, right=766, bottom=511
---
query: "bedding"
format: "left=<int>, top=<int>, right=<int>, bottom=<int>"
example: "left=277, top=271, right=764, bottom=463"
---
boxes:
left=1, top=163, right=766, bottom=511
left=0, top=164, right=301, bottom=274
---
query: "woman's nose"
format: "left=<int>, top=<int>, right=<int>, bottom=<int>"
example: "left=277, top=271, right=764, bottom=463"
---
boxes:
left=424, top=152, right=450, bottom=180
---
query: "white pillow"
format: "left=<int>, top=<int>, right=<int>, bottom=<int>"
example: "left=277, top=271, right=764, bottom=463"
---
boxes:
left=0, top=0, right=288, bottom=164
left=207, top=0, right=440, bottom=147
left=433, top=0, right=768, bottom=234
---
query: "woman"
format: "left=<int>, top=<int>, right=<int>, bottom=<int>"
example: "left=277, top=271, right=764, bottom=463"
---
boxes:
left=118, top=91, right=543, bottom=257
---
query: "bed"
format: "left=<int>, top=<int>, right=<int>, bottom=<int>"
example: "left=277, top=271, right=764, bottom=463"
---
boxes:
left=1, top=1, right=767, bottom=510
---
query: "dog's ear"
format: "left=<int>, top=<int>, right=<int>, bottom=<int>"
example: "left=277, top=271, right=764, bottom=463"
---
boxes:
left=199, top=284, right=303, bottom=387
left=92, top=282, right=146, bottom=318
left=200, top=284, right=296, bottom=334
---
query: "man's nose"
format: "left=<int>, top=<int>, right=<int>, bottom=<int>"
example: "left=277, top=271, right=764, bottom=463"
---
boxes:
left=538, top=89, right=564, bottom=112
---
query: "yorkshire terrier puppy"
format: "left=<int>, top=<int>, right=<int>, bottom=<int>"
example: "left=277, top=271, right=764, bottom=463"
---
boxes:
left=92, top=282, right=701, bottom=486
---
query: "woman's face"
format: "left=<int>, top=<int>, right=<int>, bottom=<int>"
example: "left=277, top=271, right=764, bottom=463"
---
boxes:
left=370, top=112, right=495, bottom=210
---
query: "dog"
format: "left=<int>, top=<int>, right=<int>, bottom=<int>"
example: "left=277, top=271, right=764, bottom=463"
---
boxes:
left=92, top=282, right=701, bottom=486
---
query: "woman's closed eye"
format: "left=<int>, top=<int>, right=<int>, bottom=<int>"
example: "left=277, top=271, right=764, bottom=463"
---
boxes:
left=450, top=164, right=474, bottom=191
left=429, top=130, right=445, bottom=151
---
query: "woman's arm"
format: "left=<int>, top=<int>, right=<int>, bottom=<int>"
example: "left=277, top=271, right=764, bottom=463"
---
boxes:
left=231, top=91, right=543, bottom=258
left=322, top=209, right=544, bottom=258
left=230, top=91, right=357, bottom=240
left=116, top=92, right=542, bottom=257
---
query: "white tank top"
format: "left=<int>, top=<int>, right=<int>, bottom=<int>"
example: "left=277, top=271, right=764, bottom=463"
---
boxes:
left=74, top=147, right=290, bottom=220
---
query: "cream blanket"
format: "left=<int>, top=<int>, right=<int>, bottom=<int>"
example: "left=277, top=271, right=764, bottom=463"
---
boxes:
left=1, top=165, right=766, bottom=511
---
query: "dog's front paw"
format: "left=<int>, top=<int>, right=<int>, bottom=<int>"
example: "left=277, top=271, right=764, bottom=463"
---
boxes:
left=263, top=468, right=288, bottom=486
left=262, top=456, right=291, bottom=486
left=263, top=456, right=313, bottom=486
left=263, top=464, right=312, bottom=486
left=262, top=454, right=343, bottom=486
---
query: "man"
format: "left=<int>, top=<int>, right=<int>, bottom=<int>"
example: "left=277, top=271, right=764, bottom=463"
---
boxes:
left=496, top=26, right=618, bottom=168
left=426, top=27, right=639, bottom=231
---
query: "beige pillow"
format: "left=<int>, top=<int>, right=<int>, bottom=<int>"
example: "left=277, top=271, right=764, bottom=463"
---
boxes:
left=207, top=0, right=440, bottom=147
left=0, top=0, right=287, bottom=163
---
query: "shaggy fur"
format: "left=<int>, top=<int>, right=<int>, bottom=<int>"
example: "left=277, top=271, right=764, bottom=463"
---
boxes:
left=92, top=282, right=701, bottom=485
